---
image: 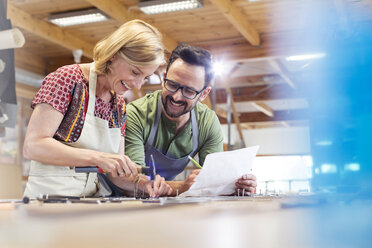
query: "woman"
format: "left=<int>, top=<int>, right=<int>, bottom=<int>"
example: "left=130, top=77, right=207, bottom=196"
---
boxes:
left=23, top=19, right=172, bottom=198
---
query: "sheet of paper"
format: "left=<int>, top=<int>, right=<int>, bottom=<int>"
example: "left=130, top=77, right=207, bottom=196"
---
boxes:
left=180, top=145, right=259, bottom=197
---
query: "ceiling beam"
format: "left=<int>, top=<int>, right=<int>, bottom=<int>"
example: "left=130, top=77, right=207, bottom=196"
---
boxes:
left=85, top=0, right=178, bottom=52
left=7, top=4, right=95, bottom=59
left=209, top=0, right=260, bottom=46
left=269, top=59, right=296, bottom=89
left=14, top=49, right=46, bottom=75
left=219, top=109, right=309, bottom=124
left=15, top=83, right=39, bottom=100
left=215, top=84, right=302, bottom=103
left=214, top=74, right=281, bottom=88
left=250, top=102, right=274, bottom=117
left=198, top=31, right=314, bottom=62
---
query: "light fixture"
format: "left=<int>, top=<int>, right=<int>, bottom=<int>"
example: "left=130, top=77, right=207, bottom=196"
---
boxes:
left=138, top=0, right=203, bottom=15
left=0, top=28, right=25, bottom=50
left=285, top=53, right=326, bottom=62
left=48, top=8, right=109, bottom=27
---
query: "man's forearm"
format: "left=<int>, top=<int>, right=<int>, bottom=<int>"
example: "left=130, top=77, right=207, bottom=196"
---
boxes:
left=166, top=181, right=190, bottom=196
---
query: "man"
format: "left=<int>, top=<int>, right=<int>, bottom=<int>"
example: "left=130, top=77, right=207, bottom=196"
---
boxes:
left=125, top=43, right=257, bottom=195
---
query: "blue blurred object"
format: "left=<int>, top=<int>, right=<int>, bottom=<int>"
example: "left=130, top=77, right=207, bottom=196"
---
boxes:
left=301, top=23, right=372, bottom=196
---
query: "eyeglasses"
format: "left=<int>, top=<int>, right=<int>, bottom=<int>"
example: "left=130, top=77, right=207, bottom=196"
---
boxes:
left=164, top=78, right=205, bottom=100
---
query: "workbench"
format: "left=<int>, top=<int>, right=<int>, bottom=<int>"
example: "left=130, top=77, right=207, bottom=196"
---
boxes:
left=0, top=195, right=371, bottom=248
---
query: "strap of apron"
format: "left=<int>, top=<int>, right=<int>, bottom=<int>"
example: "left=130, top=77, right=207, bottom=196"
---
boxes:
left=190, top=109, right=198, bottom=154
left=147, top=95, right=199, bottom=154
left=87, top=63, right=97, bottom=116
left=146, top=96, right=163, bottom=147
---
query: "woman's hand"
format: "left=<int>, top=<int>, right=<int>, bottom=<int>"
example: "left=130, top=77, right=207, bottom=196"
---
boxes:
left=96, top=153, right=138, bottom=178
left=143, top=175, right=173, bottom=198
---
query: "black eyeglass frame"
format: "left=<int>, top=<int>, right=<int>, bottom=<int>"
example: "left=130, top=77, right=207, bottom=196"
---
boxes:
left=163, top=78, right=207, bottom=100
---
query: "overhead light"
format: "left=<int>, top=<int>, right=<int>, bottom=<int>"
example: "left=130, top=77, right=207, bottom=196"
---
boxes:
left=320, top=163, right=337, bottom=174
left=344, top=163, right=360, bottom=172
left=315, top=140, right=333, bottom=146
left=49, top=8, right=109, bottom=27
left=212, top=61, right=223, bottom=76
left=286, top=53, right=326, bottom=62
left=138, top=0, right=203, bottom=15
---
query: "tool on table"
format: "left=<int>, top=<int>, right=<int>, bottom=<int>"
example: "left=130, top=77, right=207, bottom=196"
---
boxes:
left=75, top=166, right=152, bottom=176
left=149, top=154, right=157, bottom=180
left=188, top=155, right=202, bottom=169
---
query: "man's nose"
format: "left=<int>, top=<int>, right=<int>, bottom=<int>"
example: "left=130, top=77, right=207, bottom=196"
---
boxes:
left=172, top=88, right=184, bottom=101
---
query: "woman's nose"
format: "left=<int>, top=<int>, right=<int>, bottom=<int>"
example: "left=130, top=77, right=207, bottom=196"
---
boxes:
left=133, top=78, right=145, bottom=90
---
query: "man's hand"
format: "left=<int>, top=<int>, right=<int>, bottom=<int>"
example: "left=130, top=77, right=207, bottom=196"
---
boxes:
left=181, top=169, right=200, bottom=192
left=235, top=174, right=257, bottom=196
left=144, top=175, right=173, bottom=198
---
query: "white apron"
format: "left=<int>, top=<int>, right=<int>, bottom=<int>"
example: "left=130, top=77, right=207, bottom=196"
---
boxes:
left=24, top=63, right=121, bottom=198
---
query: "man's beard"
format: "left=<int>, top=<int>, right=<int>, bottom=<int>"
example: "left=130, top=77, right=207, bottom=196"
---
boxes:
left=162, top=95, right=197, bottom=118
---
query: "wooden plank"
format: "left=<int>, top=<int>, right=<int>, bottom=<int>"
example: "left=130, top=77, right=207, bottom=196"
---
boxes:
left=214, top=74, right=281, bottom=88
left=201, top=95, right=212, bottom=109
left=219, top=109, right=309, bottom=124
left=198, top=31, right=314, bottom=62
left=222, top=63, right=246, bottom=147
left=215, top=84, right=301, bottom=103
left=15, top=83, right=39, bottom=100
left=250, top=102, right=274, bottom=117
left=7, top=4, right=95, bottom=59
left=209, top=0, right=260, bottom=46
left=215, top=106, right=229, bottom=119
left=14, top=49, right=46, bottom=75
left=85, top=0, right=178, bottom=52
left=269, top=59, right=296, bottom=89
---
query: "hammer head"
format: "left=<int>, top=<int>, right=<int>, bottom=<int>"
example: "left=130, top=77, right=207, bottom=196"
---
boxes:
left=141, top=164, right=156, bottom=179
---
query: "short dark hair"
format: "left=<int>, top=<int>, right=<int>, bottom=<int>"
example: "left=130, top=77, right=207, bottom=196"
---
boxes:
left=165, top=43, right=214, bottom=87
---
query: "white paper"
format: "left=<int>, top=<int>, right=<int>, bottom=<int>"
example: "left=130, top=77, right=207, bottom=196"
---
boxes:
left=180, top=145, right=259, bottom=197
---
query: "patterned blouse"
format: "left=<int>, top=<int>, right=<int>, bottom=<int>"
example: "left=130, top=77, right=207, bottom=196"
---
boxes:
left=31, top=64, right=127, bottom=143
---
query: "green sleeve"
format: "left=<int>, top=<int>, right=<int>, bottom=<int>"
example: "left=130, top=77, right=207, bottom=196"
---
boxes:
left=125, top=103, right=146, bottom=166
left=198, top=112, right=224, bottom=166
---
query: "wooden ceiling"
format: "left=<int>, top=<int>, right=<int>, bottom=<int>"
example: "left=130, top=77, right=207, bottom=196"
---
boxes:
left=7, top=0, right=372, bottom=131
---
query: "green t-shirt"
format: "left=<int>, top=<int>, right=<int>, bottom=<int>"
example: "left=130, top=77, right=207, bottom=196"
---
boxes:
left=125, top=90, right=223, bottom=167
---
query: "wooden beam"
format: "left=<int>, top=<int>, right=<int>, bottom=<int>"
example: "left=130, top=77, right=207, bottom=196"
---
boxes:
left=201, top=95, right=212, bottom=109
left=85, top=0, right=178, bottom=52
left=240, top=120, right=308, bottom=130
left=214, top=74, right=281, bottom=88
left=14, top=49, right=46, bottom=75
left=269, top=59, right=296, bottom=89
left=196, top=31, right=315, bottom=62
left=209, top=0, right=260, bottom=46
left=222, top=64, right=246, bottom=147
left=215, top=106, right=229, bottom=119
left=250, top=102, right=274, bottom=117
left=7, top=4, right=95, bottom=59
left=215, top=84, right=302, bottom=103
left=15, top=83, right=38, bottom=100
left=281, top=121, right=291, bottom=128
left=219, top=109, right=309, bottom=124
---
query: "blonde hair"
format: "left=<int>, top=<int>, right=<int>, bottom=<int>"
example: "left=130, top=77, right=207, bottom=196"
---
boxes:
left=93, top=19, right=165, bottom=74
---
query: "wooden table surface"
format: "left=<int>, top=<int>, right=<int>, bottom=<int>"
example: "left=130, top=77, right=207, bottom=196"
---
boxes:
left=0, top=195, right=371, bottom=248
